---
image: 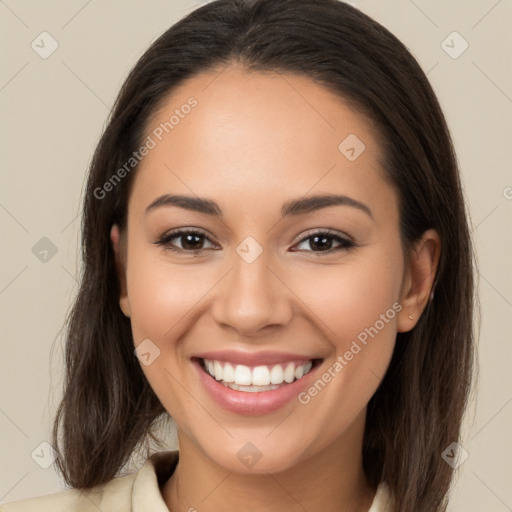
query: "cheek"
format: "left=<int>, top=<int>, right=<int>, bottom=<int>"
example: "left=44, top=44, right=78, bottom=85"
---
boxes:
left=330, top=264, right=401, bottom=349
left=290, top=244, right=403, bottom=350
left=126, top=247, right=207, bottom=344
left=287, top=244, right=402, bottom=424
left=124, top=247, right=208, bottom=419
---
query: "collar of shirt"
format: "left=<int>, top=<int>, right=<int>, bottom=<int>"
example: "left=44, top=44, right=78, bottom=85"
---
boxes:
left=130, top=450, right=393, bottom=512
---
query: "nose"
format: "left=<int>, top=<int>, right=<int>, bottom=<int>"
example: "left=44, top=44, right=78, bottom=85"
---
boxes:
left=211, top=251, right=293, bottom=337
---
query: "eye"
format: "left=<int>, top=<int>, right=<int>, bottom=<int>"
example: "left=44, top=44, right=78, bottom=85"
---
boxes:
left=154, top=229, right=218, bottom=255
left=291, top=229, right=355, bottom=254
left=154, top=228, right=356, bottom=256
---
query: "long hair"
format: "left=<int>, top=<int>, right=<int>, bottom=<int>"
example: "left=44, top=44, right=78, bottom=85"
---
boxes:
left=52, top=1, right=476, bottom=510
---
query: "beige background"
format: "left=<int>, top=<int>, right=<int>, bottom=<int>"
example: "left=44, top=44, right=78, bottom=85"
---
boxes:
left=1, top=0, right=511, bottom=509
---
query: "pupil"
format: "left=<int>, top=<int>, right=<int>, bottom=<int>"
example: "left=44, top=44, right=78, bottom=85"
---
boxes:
left=310, top=235, right=331, bottom=251
left=183, top=234, right=202, bottom=250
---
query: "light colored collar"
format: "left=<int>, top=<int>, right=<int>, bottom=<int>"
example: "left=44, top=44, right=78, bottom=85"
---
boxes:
left=132, top=451, right=392, bottom=512
left=131, top=450, right=178, bottom=511
left=368, top=481, right=393, bottom=511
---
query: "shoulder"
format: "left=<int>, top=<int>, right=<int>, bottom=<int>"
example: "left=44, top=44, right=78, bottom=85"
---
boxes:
left=0, top=450, right=179, bottom=512
left=0, top=471, right=137, bottom=512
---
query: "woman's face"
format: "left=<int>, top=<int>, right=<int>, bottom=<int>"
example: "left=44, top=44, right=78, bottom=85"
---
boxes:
left=112, top=64, right=419, bottom=474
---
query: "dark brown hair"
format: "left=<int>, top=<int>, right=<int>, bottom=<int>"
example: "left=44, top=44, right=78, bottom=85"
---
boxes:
left=52, top=1, right=476, bottom=510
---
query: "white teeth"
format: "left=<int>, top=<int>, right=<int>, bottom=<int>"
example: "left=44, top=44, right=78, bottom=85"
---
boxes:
left=214, top=360, right=223, bottom=380
left=283, top=362, right=295, bottom=383
left=203, top=358, right=314, bottom=389
left=234, top=364, right=252, bottom=386
left=222, top=362, right=235, bottom=383
left=270, top=364, right=284, bottom=384
left=222, top=382, right=281, bottom=392
left=252, top=365, right=270, bottom=386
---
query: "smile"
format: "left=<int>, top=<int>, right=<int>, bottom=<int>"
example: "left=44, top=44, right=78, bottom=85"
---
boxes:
left=192, top=353, right=323, bottom=415
left=201, top=359, right=314, bottom=392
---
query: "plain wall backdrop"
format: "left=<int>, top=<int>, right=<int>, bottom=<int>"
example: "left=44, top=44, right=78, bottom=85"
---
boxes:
left=1, top=0, right=511, bottom=510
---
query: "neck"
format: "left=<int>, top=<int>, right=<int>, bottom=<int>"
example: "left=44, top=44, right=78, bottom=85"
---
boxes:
left=161, top=412, right=376, bottom=512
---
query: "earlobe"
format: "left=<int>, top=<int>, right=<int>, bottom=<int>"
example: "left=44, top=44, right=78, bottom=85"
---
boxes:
left=110, top=224, right=131, bottom=318
left=397, top=229, right=440, bottom=332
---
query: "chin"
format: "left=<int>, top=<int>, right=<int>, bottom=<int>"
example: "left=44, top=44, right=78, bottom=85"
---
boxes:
left=192, top=430, right=316, bottom=475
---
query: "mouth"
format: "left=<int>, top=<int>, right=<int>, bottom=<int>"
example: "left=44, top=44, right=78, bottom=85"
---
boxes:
left=197, top=357, right=321, bottom=392
left=191, top=355, right=323, bottom=415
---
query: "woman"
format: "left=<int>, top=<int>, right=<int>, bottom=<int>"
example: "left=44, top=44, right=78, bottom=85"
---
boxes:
left=1, top=0, right=476, bottom=511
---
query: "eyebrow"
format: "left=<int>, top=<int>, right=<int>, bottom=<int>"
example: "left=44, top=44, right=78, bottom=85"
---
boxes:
left=145, top=193, right=373, bottom=220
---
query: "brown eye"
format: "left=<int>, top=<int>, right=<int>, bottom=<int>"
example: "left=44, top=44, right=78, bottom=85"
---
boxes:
left=292, top=230, right=355, bottom=253
left=154, top=229, right=217, bottom=254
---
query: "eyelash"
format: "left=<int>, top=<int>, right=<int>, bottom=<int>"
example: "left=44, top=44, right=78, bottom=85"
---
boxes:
left=154, top=228, right=356, bottom=256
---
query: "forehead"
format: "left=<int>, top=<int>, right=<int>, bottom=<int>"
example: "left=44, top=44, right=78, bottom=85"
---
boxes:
left=129, top=64, right=395, bottom=222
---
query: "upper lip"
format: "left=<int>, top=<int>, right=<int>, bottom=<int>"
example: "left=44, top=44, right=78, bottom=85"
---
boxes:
left=194, top=350, right=318, bottom=366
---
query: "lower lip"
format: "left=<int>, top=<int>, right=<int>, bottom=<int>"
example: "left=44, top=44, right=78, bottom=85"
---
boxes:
left=193, top=359, right=319, bottom=415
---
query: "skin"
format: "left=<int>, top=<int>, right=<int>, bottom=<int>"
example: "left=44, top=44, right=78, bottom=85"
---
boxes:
left=111, top=64, right=440, bottom=512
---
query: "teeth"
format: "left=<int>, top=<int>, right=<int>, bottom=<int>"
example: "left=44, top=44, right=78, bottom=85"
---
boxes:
left=214, top=360, right=223, bottom=380
left=270, top=364, right=284, bottom=384
left=283, top=362, right=295, bottom=383
left=234, top=365, right=252, bottom=385
left=252, top=366, right=270, bottom=386
left=203, top=359, right=314, bottom=388
left=222, top=362, right=235, bottom=383
left=221, top=382, right=281, bottom=392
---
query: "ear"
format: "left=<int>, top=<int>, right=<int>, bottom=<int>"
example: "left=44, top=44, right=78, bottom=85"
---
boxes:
left=110, top=224, right=131, bottom=318
left=397, top=228, right=440, bottom=332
